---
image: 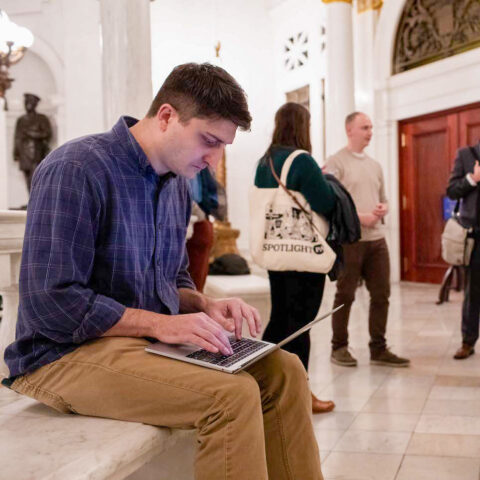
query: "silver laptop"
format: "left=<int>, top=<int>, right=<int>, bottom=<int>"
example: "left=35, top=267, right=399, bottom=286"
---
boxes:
left=145, top=305, right=343, bottom=374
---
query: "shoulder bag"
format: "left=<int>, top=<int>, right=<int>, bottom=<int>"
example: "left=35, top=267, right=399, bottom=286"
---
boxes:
left=249, top=149, right=336, bottom=273
left=441, top=146, right=478, bottom=266
left=441, top=201, right=474, bottom=266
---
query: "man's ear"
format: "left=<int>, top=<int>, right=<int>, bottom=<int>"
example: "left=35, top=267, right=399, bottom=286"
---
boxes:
left=156, top=104, right=177, bottom=131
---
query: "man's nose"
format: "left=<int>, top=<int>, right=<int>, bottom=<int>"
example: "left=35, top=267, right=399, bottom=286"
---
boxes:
left=204, top=147, right=224, bottom=169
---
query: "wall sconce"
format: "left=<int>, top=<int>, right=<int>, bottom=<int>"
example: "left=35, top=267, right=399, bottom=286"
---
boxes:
left=0, top=10, right=34, bottom=110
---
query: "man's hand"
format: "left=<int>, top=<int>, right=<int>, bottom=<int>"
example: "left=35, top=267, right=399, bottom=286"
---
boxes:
left=472, top=160, right=480, bottom=183
left=104, top=308, right=234, bottom=356
left=372, top=202, right=388, bottom=218
left=204, top=297, right=262, bottom=340
left=358, top=212, right=380, bottom=228
left=154, top=312, right=234, bottom=355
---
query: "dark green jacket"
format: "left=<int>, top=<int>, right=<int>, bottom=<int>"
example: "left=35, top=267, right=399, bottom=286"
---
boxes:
left=254, top=145, right=336, bottom=218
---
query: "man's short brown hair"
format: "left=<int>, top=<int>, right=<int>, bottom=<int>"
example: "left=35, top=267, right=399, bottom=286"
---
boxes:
left=345, top=111, right=361, bottom=128
left=147, top=63, right=252, bottom=131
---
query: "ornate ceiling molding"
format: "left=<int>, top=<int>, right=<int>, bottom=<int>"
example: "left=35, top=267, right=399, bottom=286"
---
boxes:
left=393, top=0, right=480, bottom=74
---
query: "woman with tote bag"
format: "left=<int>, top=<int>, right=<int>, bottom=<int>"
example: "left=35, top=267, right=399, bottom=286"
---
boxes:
left=253, top=103, right=337, bottom=413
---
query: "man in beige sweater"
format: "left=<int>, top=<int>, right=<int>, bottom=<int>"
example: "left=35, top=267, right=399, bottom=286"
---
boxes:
left=325, top=112, right=410, bottom=367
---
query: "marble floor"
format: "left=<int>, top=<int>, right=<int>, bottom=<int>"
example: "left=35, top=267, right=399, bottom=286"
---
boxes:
left=309, top=280, right=480, bottom=480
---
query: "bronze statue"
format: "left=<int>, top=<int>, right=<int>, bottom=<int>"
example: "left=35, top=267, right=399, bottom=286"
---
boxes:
left=13, top=93, right=52, bottom=191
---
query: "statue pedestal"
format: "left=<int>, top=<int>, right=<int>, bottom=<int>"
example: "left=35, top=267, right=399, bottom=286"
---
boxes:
left=210, top=220, right=240, bottom=260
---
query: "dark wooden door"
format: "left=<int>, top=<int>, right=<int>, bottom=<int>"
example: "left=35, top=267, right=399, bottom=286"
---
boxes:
left=459, top=109, right=480, bottom=147
left=399, top=104, right=480, bottom=283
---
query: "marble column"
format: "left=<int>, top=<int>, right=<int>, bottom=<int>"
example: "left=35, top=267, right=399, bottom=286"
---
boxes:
left=100, top=0, right=153, bottom=127
left=353, top=0, right=382, bottom=159
left=353, top=2, right=376, bottom=118
left=323, top=0, right=355, bottom=156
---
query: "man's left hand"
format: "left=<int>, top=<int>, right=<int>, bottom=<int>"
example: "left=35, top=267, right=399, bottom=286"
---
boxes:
left=204, top=297, right=262, bottom=340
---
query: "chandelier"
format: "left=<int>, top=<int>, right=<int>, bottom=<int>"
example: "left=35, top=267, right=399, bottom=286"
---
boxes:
left=0, top=9, right=34, bottom=109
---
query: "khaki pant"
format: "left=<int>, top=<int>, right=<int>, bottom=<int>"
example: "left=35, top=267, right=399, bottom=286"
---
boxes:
left=12, top=337, right=323, bottom=480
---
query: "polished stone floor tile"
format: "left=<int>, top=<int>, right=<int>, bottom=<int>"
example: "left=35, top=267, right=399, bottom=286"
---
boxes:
left=428, top=385, right=480, bottom=400
left=322, top=395, right=370, bottom=412
left=321, top=452, right=403, bottom=480
left=415, top=414, right=480, bottom=435
left=312, top=412, right=357, bottom=431
left=314, top=428, right=345, bottom=450
left=434, top=375, right=480, bottom=387
left=349, top=413, right=419, bottom=432
left=395, top=455, right=480, bottom=480
left=406, top=433, right=480, bottom=458
left=361, top=397, right=426, bottom=415
left=333, top=430, right=412, bottom=454
left=371, top=384, right=431, bottom=401
left=423, top=398, right=480, bottom=416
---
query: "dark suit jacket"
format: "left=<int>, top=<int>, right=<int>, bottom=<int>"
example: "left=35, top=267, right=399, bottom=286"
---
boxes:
left=446, top=143, right=480, bottom=229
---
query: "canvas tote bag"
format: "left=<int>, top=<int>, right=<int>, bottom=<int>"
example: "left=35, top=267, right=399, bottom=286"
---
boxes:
left=249, top=149, right=336, bottom=273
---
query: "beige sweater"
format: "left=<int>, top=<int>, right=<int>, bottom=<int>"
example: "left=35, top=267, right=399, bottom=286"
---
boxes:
left=325, top=147, right=387, bottom=241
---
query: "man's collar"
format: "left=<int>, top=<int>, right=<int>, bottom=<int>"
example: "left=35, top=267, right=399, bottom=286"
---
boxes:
left=112, top=116, right=155, bottom=177
left=112, top=116, right=178, bottom=180
left=346, top=147, right=366, bottom=159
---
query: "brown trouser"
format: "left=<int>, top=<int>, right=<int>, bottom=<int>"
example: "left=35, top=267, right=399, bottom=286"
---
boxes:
left=332, top=238, right=390, bottom=354
left=11, top=337, right=323, bottom=480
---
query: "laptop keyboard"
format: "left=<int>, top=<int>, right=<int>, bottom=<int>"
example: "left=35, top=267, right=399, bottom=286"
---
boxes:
left=186, top=337, right=268, bottom=367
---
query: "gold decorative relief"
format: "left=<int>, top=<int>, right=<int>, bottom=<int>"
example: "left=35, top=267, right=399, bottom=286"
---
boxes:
left=357, top=0, right=383, bottom=13
left=393, top=0, right=480, bottom=74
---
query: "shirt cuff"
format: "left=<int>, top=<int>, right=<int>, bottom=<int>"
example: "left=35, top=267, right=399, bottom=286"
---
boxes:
left=177, top=277, right=196, bottom=290
left=72, top=294, right=126, bottom=344
left=466, top=173, right=477, bottom=187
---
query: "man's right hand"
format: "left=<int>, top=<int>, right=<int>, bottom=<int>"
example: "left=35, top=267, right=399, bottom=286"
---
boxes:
left=472, top=160, right=480, bottom=183
left=154, top=312, right=233, bottom=355
left=103, top=308, right=234, bottom=356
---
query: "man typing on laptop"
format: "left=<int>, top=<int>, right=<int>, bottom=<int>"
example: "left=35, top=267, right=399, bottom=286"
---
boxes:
left=3, top=63, right=325, bottom=480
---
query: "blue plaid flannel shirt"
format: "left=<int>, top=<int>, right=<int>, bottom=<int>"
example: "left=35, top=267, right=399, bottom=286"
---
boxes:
left=5, top=116, right=195, bottom=377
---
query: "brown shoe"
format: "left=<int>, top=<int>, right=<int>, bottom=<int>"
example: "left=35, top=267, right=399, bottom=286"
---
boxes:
left=454, top=343, right=475, bottom=360
left=311, top=393, right=335, bottom=414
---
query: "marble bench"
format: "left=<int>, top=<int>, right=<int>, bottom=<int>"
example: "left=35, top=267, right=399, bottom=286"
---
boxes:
left=0, top=210, right=195, bottom=480
left=0, top=387, right=195, bottom=480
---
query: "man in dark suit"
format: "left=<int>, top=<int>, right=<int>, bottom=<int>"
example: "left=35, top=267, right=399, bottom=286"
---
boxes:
left=447, top=142, right=480, bottom=359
